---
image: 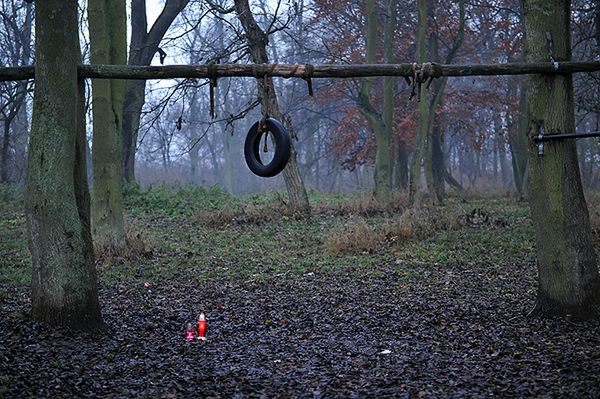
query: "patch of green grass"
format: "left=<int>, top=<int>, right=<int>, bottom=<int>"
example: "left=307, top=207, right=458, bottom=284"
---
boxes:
left=0, top=185, right=30, bottom=287
left=98, top=260, right=143, bottom=284
left=397, top=224, right=533, bottom=268
left=124, top=184, right=240, bottom=216
left=12, top=182, right=600, bottom=325
left=394, top=197, right=534, bottom=269
left=0, top=184, right=541, bottom=290
left=0, top=184, right=23, bottom=204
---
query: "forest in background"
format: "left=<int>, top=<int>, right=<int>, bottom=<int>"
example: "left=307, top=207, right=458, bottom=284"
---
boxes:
left=0, top=0, right=599, bottom=195
left=1, top=1, right=600, bottom=396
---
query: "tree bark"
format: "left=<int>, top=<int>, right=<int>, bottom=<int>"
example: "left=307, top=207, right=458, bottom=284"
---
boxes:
left=121, top=79, right=145, bottom=183
left=234, top=0, right=311, bottom=216
left=424, top=0, right=465, bottom=205
left=89, top=0, right=127, bottom=251
left=121, top=0, right=190, bottom=184
left=358, top=0, right=397, bottom=204
left=510, top=85, right=529, bottom=196
left=395, top=139, right=409, bottom=189
left=379, top=51, right=394, bottom=198
left=430, top=113, right=445, bottom=199
left=25, top=1, right=103, bottom=330
left=409, top=0, right=430, bottom=207
left=524, top=0, right=600, bottom=318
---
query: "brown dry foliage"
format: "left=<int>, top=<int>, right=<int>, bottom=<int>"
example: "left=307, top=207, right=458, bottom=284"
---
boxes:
left=395, top=207, right=462, bottom=237
left=196, top=192, right=409, bottom=227
left=314, top=191, right=408, bottom=217
left=325, top=217, right=382, bottom=254
left=94, top=220, right=153, bottom=266
left=325, top=206, right=462, bottom=254
left=196, top=203, right=288, bottom=227
left=196, top=193, right=407, bottom=227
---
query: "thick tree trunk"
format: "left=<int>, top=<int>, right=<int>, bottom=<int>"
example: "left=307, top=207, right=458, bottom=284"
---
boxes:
left=234, top=0, right=310, bottom=216
left=89, top=0, right=127, bottom=251
left=524, top=0, right=600, bottom=318
left=276, top=121, right=308, bottom=214
left=25, top=1, right=103, bottom=330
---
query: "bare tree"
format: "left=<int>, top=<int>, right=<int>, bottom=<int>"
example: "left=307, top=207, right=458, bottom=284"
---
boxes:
left=0, top=0, right=32, bottom=183
left=122, top=0, right=191, bottom=184
left=234, top=0, right=311, bottom=216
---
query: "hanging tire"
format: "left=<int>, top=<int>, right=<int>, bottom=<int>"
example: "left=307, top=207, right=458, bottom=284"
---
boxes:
left=244, top=117, right=291, bottom=177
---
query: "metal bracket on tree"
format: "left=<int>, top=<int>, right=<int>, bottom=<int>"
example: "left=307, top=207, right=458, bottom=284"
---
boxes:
left=536, top=125, right=546, bottom=156
left=545, top=32, right=560, bottom=71
left=533, top=124, right=600, bottom=156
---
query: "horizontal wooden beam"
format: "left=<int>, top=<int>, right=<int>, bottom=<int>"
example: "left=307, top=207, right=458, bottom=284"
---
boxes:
left=77, top=61, right=600, bottom=80
left=0, top=66, right=34, bottom=81
left=1, top=61, right=600, bottom=82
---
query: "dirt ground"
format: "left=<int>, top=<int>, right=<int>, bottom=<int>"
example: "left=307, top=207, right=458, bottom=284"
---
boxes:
left=2, top=260, right=599, bottom=398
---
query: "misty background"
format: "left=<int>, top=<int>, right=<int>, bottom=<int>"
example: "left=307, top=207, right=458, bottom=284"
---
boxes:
left=1, top=0, right=599, bottom=194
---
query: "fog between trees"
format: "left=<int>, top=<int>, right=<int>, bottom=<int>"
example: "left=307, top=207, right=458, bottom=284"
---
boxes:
left=2, top=0, right=599, bottom=196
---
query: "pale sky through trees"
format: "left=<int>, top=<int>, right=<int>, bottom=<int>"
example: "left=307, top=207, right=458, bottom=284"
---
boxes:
left=146, top=0, right=162, bottom=28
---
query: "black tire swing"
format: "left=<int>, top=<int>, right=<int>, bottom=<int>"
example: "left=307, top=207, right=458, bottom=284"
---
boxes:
left=244, top=117, right=291, bottom=177
left=205, top=61, right=291, bottom=178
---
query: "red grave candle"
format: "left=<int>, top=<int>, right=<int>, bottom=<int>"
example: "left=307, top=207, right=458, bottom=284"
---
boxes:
left=185, top=323, right=195, bottom=341
left=197, top=313, right=207, bottom=340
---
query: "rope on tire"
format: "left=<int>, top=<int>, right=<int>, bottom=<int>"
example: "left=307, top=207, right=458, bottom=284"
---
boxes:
left=244, top=117, right=291, bottom=178
left=244, top=65, right=292, bottom=177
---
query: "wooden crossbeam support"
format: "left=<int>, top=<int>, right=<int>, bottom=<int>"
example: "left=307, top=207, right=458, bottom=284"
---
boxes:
left=1, top=61, right=600, bottom=82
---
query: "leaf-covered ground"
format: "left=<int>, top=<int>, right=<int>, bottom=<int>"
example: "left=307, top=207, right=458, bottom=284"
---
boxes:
left=1, top=186, right=599, bottom=398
